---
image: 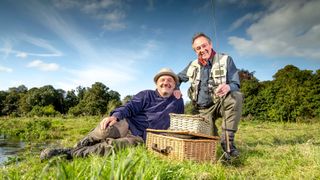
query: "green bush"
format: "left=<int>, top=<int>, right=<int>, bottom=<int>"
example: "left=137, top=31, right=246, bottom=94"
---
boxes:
left=28, top=105, right=60, bottom=117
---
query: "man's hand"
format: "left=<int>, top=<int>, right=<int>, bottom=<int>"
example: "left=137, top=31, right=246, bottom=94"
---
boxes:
left=100, top=116, right=118, bottom=130
left=173, top=90, right=182, bottom=99
left=215, top=83, right=230, bottom=97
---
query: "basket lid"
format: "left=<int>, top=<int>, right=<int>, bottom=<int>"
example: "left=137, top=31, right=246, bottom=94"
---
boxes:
left=146, top=129, right=219, bottom=140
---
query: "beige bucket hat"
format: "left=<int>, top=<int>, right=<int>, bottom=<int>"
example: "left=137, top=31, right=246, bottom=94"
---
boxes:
left=153, top=68, right=179, bottom=84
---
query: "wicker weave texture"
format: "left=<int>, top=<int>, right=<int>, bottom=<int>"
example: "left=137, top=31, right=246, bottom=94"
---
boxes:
left=146, top=132, right=216, bottom=163
left=169, top=113, right=212, bottom=135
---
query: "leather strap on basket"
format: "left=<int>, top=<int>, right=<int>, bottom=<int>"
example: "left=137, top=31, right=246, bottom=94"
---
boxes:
left=152, top=144, right=172, bottom=155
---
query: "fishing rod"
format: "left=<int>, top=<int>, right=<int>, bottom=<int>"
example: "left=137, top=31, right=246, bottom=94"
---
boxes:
left=210, top=0, right=231, bottom=157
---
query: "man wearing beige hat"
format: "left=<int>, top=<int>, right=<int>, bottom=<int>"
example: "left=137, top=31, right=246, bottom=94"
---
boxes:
left=40, top=68, right=184, bottom=160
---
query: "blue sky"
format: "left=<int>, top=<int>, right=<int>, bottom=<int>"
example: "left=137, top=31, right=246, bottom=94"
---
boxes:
left=1, top=0, right=319, bottom=100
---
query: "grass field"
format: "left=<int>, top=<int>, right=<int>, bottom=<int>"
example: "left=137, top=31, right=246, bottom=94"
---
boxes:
left=0, top=117, right=319, bottom=179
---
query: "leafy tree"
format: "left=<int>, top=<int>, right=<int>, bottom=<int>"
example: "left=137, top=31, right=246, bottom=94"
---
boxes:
left=9, top=85, right=28, bottom=93
left=55, top=89, right=66, bottom=113
left=76, top=86, right=86, bottom=101
left=0, top=91, right=8, bottom=116
left=68, top=105, right=83, bottom=116
left=64, top=89, right=79, bottom=113
left=241, top=65, right=320, bottom=122
left=122, top=95, right=133, bottom=105
left=19, top=85, right=63, bottom=116
left=19, top=87, right=39, bottom=115
left=108, top=90, right=121, bottom=102
left=2, top=86, right=26, bottom=116
left=72, top=82, right=110, bottom=116
left=238, top=69, right=255, bottom=82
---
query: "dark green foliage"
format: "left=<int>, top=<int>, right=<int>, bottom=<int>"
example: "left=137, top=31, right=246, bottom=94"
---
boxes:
left=18, top=85, right=64, bottom=116
left=1, top=88, right=23, bottom=116
left=0, top=118, right=56, bottom=141
left=68, top=82, right=122, bottom=116
left=1, top=82, right=122, bottom=118
left=0, top=90, right=8, bottom=116
left=241, top=65, right=320, bottom=121
left=64, top=90, right=79, bottom=113
left=28, top=105, right=61, bottom=117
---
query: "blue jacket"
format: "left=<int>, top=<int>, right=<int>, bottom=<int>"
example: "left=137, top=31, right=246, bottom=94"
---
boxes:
left=110, top=90, right=184, bottom=140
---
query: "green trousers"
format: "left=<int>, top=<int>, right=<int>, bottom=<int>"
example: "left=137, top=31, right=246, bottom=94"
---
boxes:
left=196, top=91, right=243, bottom=136
left=71, top=119, right=144, bottom=157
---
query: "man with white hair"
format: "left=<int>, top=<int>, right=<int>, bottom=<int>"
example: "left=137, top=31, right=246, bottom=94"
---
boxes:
left=175, top=32, right=243, bottom=160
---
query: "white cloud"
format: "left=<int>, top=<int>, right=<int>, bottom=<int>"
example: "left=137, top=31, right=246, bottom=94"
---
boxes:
left=228, top=13, right=262, bottom=32
left=20, top=34, right=62, bottom=57
left=0, top=65, right=13, bottom=73
left=228, top=0, right=320, bottom=60
left=1, top=35, right=62, bottom=58
left=16, top=52, right=28, bottom=58
left=27, top=60, right=60, bottom=71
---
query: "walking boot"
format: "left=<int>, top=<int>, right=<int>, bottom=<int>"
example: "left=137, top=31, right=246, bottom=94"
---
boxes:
left=221, top=130, right=240, bottom=160
left=40, top=148, right=72, bottom=160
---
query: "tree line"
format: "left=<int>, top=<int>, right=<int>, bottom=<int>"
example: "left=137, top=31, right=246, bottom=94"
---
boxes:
left=0, top=82, right=132, bottom=117
left=240, top=65, right=320, bottom=122
left=0, top=64, right=319, bottom=121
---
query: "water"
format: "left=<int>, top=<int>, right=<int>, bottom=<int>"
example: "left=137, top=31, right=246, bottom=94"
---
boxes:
left=0, top=134, right=25, bottom=165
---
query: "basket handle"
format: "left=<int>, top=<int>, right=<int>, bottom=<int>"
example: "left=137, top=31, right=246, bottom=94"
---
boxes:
left=152, top=144, right=172, bottom=155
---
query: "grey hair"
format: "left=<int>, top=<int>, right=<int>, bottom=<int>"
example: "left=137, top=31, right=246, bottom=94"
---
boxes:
left=191, top=32, right=212, bottom=45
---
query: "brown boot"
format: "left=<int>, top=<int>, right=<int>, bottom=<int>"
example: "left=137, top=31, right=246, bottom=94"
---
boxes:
left=40, top=148, right=72, bottom=160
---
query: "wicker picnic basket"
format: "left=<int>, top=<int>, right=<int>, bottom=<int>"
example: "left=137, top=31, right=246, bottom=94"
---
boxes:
left=146, top=129, right=218, bottom=163
left=169, top=113, right=212, bottom=136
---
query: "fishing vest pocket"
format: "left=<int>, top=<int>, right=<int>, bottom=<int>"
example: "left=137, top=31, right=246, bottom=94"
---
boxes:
left=211, top=56, right=227, bottom=85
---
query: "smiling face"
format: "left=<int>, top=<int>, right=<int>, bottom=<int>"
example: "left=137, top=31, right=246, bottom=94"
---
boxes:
left=192, top=36, right=213, bottom=61
left=156, top=75, right=176, bottom=98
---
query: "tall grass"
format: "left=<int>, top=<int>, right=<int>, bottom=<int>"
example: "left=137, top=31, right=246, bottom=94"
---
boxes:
left=1, top=117, right=320, bottom=179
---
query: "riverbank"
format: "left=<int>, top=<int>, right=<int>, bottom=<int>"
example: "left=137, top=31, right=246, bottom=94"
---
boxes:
left=0, top=134, right=25, bottom=165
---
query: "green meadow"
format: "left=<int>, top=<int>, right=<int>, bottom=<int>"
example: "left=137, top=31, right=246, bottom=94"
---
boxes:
left=1, top=117, right=319, bottom=179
